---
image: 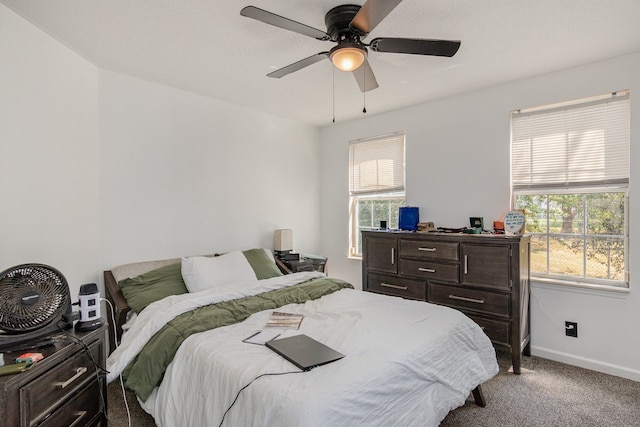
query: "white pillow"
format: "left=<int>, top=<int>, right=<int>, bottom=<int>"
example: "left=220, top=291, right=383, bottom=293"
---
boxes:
left=181, top=251, right=258, bottom=293
left=262, top=248, right=275, bottom=262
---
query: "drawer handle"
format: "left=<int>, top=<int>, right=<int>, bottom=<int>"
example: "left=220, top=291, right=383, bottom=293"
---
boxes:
left=418, top=247, right=436, bottom=252
left=391, top=248, right=395, bottom=265
left=449, top=294, right=485, bottom=304
left=55, top=367, right=87, bottom=389
left=381, top=282, right=408, bottom=291
left=69, top=411, right=87, bottom=427
left=418, top=267, right=436, bottom=273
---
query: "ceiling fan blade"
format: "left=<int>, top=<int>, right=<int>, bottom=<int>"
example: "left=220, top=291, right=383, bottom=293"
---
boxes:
left=352, top=60, right=379, bottom=92
left=369, top=37, right=461, bottom=57
left=350, top=0, right=403, bottom=35
left=267, top=52, right=330, bottom=78
left=241, top=6, right=330, bottom=41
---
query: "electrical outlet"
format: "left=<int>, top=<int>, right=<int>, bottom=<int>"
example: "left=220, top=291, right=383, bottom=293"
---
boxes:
left=565, top=321, right=578, bottom=338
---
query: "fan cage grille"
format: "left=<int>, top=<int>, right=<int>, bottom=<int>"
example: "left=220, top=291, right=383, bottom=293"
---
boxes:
left=0, top=264, right=71, bottom=333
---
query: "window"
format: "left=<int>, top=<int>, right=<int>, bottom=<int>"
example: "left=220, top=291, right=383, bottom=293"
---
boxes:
left=511, top=91, right=630, bottom=288
left=349, top=132, right=406, bottom=257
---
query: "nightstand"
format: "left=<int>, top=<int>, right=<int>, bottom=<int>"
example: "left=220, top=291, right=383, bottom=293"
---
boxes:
left=0, top=325, right=108, bottom=426
left=276, top=255, right=327, bottom=275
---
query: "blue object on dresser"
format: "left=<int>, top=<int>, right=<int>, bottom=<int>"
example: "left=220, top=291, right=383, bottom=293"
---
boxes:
left=399, top=206, right=419, bottom=231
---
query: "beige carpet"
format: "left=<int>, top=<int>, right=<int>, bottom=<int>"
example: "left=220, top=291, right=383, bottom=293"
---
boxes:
left=441, top=351, right=640, bottom=426
left=106, top=351, right=640, bottom=426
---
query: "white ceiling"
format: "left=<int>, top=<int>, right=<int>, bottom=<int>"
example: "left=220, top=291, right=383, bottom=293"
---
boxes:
left=3, top=0, right=640, bottom=127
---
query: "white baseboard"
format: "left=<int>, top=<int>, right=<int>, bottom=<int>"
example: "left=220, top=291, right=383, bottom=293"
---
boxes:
left=531, top=346, right=640, bottom=382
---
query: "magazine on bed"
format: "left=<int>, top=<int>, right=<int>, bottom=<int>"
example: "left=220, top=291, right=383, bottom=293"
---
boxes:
left=265, top=311, right=304, bottom=329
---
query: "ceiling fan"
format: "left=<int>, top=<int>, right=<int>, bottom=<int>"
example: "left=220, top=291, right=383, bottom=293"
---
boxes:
left=240, top=0, right=461, bottom=92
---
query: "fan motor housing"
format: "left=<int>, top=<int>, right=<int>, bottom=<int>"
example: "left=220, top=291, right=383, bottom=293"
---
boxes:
left=21, top=289, right=40, bottom=305
left=325, top=4, right=361, bottom=40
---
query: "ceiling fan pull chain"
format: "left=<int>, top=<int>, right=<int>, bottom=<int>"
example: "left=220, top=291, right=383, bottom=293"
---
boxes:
left=332, top=66, right=336, bottom=123
left=362, top=65, right=367, bottom=113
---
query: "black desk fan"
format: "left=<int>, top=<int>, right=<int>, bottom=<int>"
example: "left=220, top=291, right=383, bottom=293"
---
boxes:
left=0, top=263, right=73, bottom=351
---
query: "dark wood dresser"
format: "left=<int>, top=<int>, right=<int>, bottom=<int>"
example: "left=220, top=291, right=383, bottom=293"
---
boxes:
left=0, top=325, right=107, bottom=426
left=362, top=230, right=531, bottom=374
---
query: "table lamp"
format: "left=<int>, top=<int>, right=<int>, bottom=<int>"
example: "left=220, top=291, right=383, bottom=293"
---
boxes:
left=274, top=229, right=293, bottom=258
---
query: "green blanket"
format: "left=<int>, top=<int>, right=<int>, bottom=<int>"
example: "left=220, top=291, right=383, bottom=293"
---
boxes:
left=123, top=277, right=353, bottom=400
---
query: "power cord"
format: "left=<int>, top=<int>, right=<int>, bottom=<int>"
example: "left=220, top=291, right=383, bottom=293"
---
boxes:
left=530, top=288, right=564, bottom=327
left=102, top=297, right=132, bottom=427
left=55, top=321, right=109, bottom=422
left=218, top=370, right=304, bottom=427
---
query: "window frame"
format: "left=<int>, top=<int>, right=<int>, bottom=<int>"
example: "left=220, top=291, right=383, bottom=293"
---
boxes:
left=513, top=187, right=629, bottom=287
left=348, top=132, right=406, bottom=258
left=349, top=193, right=405, bottom=257
left=510, top=91, right=630, bottom=289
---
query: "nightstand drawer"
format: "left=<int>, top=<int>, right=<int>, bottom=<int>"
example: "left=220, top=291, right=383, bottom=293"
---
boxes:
left=38, top=380, right=101, bottom=427
left=399, top=239, right=459, bottom=261
left=428, top=283, right=510, bottom=318
left=366, top=272, right=426, bottom=301
left=398, top=259, right=459, bottom=282
left=23, top=340, right=101, bottom=425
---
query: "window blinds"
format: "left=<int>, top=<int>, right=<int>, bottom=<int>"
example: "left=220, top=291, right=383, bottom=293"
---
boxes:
left=511, top=91, right=630, bottom=190
left=349, top=132, right=406, bottom=196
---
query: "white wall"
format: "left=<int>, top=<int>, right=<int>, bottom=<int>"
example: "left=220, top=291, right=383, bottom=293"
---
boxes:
left=0, top=4, right=99, bottom=299
left=319, top=52, right=640, bottom=381
left=99, top=70, right=322, bottom=271
left=1, top=4, right=322, bottom=301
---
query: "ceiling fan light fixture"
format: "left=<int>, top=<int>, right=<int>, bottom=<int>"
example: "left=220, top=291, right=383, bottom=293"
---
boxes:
left=330, top=46, right=366, bottom=72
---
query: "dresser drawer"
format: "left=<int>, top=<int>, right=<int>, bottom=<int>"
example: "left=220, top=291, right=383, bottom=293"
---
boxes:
left=466, top=314, right=510, bottom=347
left=38, top=380, right=101, bottom=427
left=22, top=340, right=101, bottom=425
left=398, top=259, right=459, bottom=282
left=428, top=283, right=510, bottom=318
left=366, top=272, right=426, bottom=301
left=399, top=239, right=459, bottom=261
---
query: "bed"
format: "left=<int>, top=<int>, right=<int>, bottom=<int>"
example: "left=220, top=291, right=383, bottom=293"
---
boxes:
left=104, top=248, right=498, bottom=426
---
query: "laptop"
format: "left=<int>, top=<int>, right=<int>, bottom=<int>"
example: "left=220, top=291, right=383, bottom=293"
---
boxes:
left=266, top=334, right=344, bottom=371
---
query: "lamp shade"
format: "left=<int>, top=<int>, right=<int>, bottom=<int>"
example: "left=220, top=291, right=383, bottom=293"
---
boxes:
left=274, top=229, right=293, bottom=251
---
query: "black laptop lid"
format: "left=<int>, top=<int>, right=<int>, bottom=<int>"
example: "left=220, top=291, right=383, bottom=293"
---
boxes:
left=266, top=334, right=344, bottom=371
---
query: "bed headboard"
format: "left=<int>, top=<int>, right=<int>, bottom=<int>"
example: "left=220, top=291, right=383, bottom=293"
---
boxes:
left=104, top=269, right=128, bottom=354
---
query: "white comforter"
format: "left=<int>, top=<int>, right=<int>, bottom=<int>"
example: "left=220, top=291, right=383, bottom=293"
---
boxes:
left=108, top=272, right=498, bottom=427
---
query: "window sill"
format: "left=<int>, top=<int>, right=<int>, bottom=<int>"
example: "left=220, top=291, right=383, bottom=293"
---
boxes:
left=531, top=277, right=630, bottom=299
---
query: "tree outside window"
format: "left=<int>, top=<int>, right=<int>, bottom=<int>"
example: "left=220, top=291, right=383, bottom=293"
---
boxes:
left=516, top=192, right=626, bottom=282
